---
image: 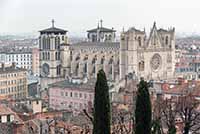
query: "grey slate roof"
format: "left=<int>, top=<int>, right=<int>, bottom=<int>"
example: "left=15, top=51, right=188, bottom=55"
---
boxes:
left=69, top=42, right=120, bottom=51
left=87, top=27, right=116, bottom=33
left=39, top=27, right=67, bottom=34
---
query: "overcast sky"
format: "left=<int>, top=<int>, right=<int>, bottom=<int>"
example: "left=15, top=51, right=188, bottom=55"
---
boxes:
left=0, top=0, right=200, bottom=36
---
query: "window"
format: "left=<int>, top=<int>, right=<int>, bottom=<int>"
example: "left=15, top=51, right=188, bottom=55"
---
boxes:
left=75, top=64, right=79, bottom=76
left=165, top=36, right=169, bottom=45
left=70, top=92, right=73, bottom=97
left=101, top=57, right=105, bottom=64
left=7, top=115, right=10, bottom=122
left=79, top=93, right=82, bottom=98
left=56, top=65, right=61, bottom=75
left=62, top=36, right=64, bottom=41
left=65, top=92, right=68, bottom=97
left=84, top=94, right=87, bottom=99
left=61, top=92, right=64, bottom=96
left=84, top=63, right=87, bottom=73
left=138, top=36, right=142, bottom=46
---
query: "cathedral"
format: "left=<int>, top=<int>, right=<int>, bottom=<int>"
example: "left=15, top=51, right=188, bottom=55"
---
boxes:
left=120, top=22, right=175, bottom=80
left=39, top=20, right=175, bottom=90
left=39, top=20, right=119, bottom=89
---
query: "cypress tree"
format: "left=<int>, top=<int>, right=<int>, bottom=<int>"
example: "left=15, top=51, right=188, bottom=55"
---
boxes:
left=93, top=69, right=111, bottom=134
left=135, top=79, right=152, bottom=134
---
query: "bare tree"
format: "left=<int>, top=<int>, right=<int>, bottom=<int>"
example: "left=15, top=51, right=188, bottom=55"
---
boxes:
left=176, top=94, right=200, bottom=134
left=160, top=98, right=177, bottom=134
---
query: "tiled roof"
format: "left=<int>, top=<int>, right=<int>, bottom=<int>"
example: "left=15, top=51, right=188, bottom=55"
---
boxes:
left=0, top=105, right=14, bottom=115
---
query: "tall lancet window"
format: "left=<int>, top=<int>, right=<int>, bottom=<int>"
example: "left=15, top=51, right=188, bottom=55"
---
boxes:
left=165, top=36, right=169, bottom=45
left=138, top=36, right=142, bottom=46
left=84, top=63, right=87, bottom=73
left=75, top=64, right=79, bottom=76
left=56, top=65, right=61, bottom=75
left=92, top=56, right=97, bottom=75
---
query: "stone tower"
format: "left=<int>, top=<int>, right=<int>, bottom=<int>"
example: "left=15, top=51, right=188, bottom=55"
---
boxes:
left=39, top=20, right=68, bottom=89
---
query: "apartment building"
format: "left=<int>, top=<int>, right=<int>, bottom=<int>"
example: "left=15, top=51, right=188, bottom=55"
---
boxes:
left=0, top=63, right=28, bottom=99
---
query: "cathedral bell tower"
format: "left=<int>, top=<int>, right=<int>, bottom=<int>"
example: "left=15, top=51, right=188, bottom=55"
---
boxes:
left=39, top=20, right=68, bottom=78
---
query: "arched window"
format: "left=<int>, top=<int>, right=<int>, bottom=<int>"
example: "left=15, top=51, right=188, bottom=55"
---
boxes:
left=55, top=52, right=58, bottom=60
left=75, top=55, right=80, bottom=61
left=165, top=36, right=169, bottom=45
left=47, top=52, right=50, bottom=60
left=43, top=37, right=46, bottom=49
left=58, top=52, right=60, bottom=60
left=109, top=58, right=113, bottom=64
left=109, top=66, right=113, bottom=75
left=92, top=35, right=96, bottom=42
left=138, top=36, right=142, bottom=46
left=55, top=36, right=60, bottom=49
left=109, top=35, right=112, bottom=40
left=139, top=61, right=144, bottom=71
left=101, top=57, right=105, bottom=64
left=92, top=66, right=96, bottom=74
left=42, top=63, right=50, bottom=76
left=105, top=35, right=108, bottom=41
left=75, top=64, right=79, bottom=76
left=56, top=65, right=61, bottom=75
left=43, top=52, right=45, bottom=60
left=84, top=63, right=87, bottom=73
left=70, top=51, right=73, bottom=61
left=58, top=37, right=60, bottom=49
left=92, top=57, right=97, bottom=64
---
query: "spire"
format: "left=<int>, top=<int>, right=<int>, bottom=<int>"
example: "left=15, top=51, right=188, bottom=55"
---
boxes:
left=153, top=21, right=156, bottom=28
left=97, top=22, right=99, bottom=29
left=100, top=19, right=103, bottom=28
left=52, top=19, right=55, bottom=28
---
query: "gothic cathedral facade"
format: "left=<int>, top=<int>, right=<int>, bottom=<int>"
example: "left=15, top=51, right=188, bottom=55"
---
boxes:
left=120, top=22, right=175, bottom=80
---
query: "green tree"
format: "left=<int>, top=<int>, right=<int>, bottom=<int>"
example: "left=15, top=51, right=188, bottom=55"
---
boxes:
left=135, top=79, right=152, bottom=134
left=93, top=69, right=111, bottom=134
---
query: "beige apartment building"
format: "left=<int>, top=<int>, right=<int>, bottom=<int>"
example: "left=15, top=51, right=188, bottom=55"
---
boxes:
left=0, top=63, right=28, bottom=99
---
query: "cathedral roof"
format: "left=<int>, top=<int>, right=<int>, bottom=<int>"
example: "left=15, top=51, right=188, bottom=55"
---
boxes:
left=70, top=42, right=120, bottom=50
left=39, top=20, right=67, bottom=34
left=39, top=27, right=67, bottom=34
left=127, top=27, right=145, bottom=34
left=87, top=27, right=116, bottom=33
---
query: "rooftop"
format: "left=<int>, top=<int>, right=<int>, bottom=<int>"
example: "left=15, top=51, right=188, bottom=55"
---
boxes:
left=87, top=20, right=116, bottom=33
left=49, top=78, right=96, bottom=91
left=39, top=20, right=67, bottom=34
left=72, top=41, right=119, bottom=47
left=0, top=65, right=27, bottom=74
left=87, top=27, right=116, bottom=33
left=0, top=105, right=14, bottom=115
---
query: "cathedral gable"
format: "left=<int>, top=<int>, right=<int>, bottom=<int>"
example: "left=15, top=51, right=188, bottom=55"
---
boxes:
left=147, top=22, right=162, bottom=49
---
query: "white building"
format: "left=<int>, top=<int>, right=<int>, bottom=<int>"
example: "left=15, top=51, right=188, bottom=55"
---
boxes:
left=0, top=50, right=32, bottom=71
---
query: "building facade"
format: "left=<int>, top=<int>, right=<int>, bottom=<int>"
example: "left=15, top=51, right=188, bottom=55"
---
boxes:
left=32, top=48, right=40, bottom=76
left=0, top=63, right=28, bottom=99
left=0, top=50, right=32, bottom=71
left=87, top=20, right=116, bottom=42
left=48, top=78, right=94, bottom=112
left=39, top=21, right=119, bottom=90
left=120, top=22, right=176, bottom=80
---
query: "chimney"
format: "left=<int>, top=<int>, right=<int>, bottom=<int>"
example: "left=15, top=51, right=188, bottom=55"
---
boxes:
left=1, top=63, right=5, bottom=71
